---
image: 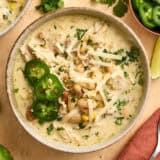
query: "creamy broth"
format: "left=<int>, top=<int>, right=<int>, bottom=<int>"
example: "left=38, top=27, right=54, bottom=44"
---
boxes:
left=0, top=0, right=25, bottom=32
left=13, top=15, right=144, bottom=147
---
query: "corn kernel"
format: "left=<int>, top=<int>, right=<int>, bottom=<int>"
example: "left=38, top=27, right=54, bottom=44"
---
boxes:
left=81, top=115, right=89, bottom=122
left=97, top=102, right=104, bottom=108
left=9, top=3, right=16, bottom=11
left=93, top=112, right=97, bottom=120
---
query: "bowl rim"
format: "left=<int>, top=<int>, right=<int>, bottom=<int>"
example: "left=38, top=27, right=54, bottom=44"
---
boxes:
left=0, top=0, right=31, bottom=36
left=6, top=7, right=151, bottom=153
left=128, top=0, right=160, bottom=36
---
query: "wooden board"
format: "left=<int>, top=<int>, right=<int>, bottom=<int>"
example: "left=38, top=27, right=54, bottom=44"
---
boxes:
left=0, top=0, right=159, bottom=159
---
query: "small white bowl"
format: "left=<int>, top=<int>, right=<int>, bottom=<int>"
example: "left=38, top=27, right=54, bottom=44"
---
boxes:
left=0, top=0, right=31, bottom=36
left=6, top=8, right=151, bottom=153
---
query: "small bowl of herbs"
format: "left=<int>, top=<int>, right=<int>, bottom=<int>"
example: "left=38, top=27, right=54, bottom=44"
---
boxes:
left=129, top=0, right=160, bottom=35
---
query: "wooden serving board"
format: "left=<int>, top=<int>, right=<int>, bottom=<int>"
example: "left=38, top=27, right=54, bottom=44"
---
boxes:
left=0, top=0, right=159, bottom=159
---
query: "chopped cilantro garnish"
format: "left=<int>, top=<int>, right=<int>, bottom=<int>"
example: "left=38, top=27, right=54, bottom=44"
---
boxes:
left=13, top=88, right=19, bottom=93
left=127, top=114, right=133, bottom=120
left=47, top=124, right=53, bottom=135
left=3, top=15, right=8, bottom=20
left=54, top=24, right=57, bottom=29
left=99, top=56, right=105, bottom=62
left=57, top=127, right=65, bottom=131
left=95, top=0, right=128, bottom=17
left=114, top=99, right=129, bottom=111
left=95, top=132, right=99, bottom=136
left=75, top=28, right=88, bottom=40
left=116, top=47, right=140, bottom=66
left=113, top=0, right=128, bottom=17
left=127, top=47, right=140, bottom=62
left=87, top=39, right=93, bottom=45
left=71, top=94, right=76, bottom=102
left=79, top=123, right=86, bottom=129
left=84, top=66, right=89, bottom=70
left=36, top=0, right=64, bottom=13
left=124, top=71, right=129, bottom=78
left=58, top=66, right=65, bottom=72
left=82, top=135, right=89, bottom=139
left=115, top=117, right=124, bottom=125
left=95, top=0, right=116, bottom=6
left=103, top=49, right=108, bottom=53
left=136, top=71, right=144, bottom=86
left=19, top=5, right=24, bottom=11
left=138, top=76, right=144, bottom=86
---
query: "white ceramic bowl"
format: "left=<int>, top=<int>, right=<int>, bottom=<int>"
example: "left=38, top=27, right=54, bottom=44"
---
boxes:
left=6, top=8, right=151, bottom=153
left=0, top=0, right=31, bottom=36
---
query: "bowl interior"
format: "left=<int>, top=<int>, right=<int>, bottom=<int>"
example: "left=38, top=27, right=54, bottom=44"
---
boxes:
left=6, top=8, right=150, bottom=153
left=129, top=0, right=160, bottom=36
left=0, top=0, right=31, bottom=36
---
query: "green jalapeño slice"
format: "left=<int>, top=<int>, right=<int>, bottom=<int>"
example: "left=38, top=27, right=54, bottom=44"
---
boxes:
left=24, top=60, right=50, bottom=85
left=34, top=74, right=64, bottom=101
left=32, top=101, right=59, bottom=122
left=139, top=2, right=156, bottom=29
left=153, top=6, right=160, bottom=27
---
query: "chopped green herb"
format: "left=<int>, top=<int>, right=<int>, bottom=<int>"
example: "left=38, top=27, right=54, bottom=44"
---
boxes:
left=60, top=43, right=63, bottom=47
left=57, top=127, right=65, bottom=131
left=114, top=99, right=129, bottom=111
left=75, top=28, right=88, bottom=40
left=104, top=90, right=108, bottom=96
left=36, top=0, right=64, bottom=13
left=107, top=98, right=112, bottom=102
left=103, top=49, right=108, bottom=53
left=95, top=0, right=128, bottom=17
left=114, top=49, right=125, bottom=55
left=79, top=123, right=86, bottom=129
left=3, top=15, right=8, bottom=20
left=71, top=94, right=76, bottom=102
left=113, top=0, right=128, bottom=17
left=104, top=90, right=112, bottom=102
left=95, top=0, right=116, bottom=6
left=87, top=39, right=93, bottom=45
left=66, top=34, right=70, bottom=38
left=116, top=47, right=140, bottom=66
left=127, top=114, right=133, bottom=120
left=124, top=71, right=129, bottom=78
left=13, top=88, right=19, bottom=93
left=47, top=124, right=53, bottom=135
left=84, top=66, right=89, bottom=70
left=19, top=5, right=24, bottom=11
left=95, top=132, right=99, bottom=136
left=99, top=56, right=104, bottom=62
left=138, top=77, right=144, bottom=86
left=54, top=24, right=57, bottom=29
left=40, top=40, right=46, bottom=48
left=70, top=25, right=74, bottom=29
left=82, top=135, right=89, bottom=139
left=127, top=47, right=140, bottom=62
left=58, top=66, right=65, bottom=72
left=115, top=117, right=124, bottom=125
left=136, top=71, right=144, bottom=86
left=102, top=113, right=107, bottom=118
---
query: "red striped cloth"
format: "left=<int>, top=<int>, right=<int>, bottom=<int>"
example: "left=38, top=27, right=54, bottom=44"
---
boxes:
left=118, top=108, right=160, bottom=160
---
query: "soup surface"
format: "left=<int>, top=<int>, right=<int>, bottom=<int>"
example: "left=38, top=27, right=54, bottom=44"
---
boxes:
left=0, top=0, right=25, bottom=32
left=12, top=15, right=144, bottom=147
